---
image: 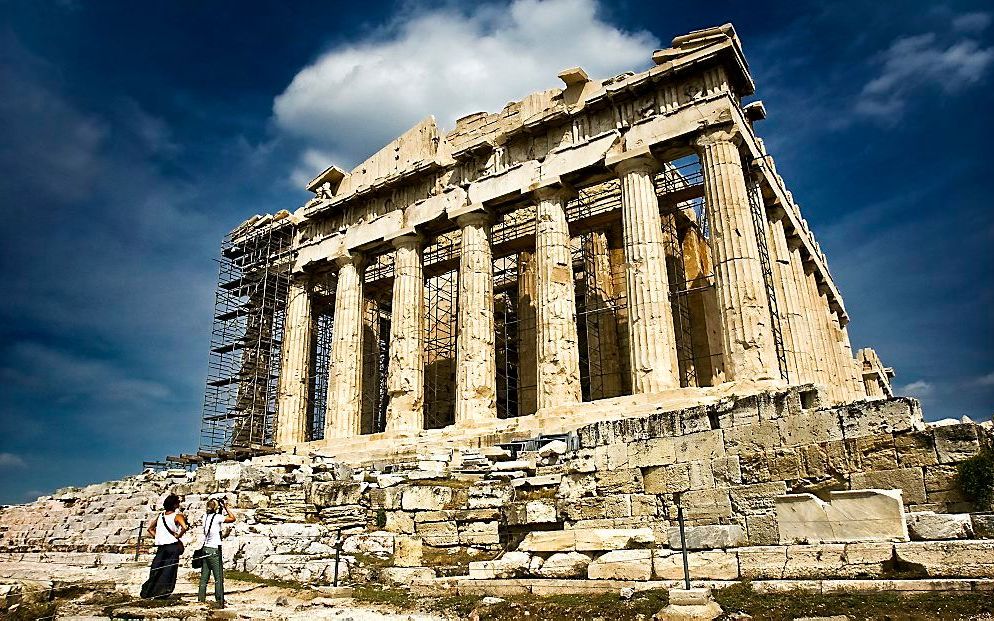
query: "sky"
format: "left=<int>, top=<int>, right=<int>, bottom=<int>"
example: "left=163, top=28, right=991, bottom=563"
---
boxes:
left=1, top=0, right=992, bottom=504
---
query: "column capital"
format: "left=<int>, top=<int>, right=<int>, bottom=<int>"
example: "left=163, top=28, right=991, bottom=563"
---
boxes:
left=290, top=272, right=312, bottom=287
left=692, top=125, right=743, bottom=149
left=606, top=148, right=659, bottom=175
left=389, top=232, right=424, bottom=251
left=332, top=251, right=365, bottom=270
left=766, top=203, right=787, bottom=223
left=528, top=180, right=576, bottom=202
left=455, top=210, right=493, bottom=228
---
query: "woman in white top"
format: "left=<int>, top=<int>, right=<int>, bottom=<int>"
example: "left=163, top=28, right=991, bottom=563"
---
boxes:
left=140, top=493, right=188, bottom=599
left=198, top=497, right=236, bottom=607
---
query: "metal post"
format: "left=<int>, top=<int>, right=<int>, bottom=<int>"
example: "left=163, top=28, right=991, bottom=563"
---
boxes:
left=135, top=520, right=143, bottom=561
left=677, top=505, right=691, bottom=590
left=333, top=528, right=342, bottom=587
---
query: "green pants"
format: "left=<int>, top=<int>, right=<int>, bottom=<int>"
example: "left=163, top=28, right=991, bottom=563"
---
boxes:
left=197, top=547, right=224, bottom=603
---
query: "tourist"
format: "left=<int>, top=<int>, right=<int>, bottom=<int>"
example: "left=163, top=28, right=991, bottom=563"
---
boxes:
left=140, top=493, right=188, bottom=599
left=197, top=495, right=236, bottom=607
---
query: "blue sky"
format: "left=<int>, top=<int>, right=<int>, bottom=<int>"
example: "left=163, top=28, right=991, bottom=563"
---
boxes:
left=0, top=0, right=991, bottom=504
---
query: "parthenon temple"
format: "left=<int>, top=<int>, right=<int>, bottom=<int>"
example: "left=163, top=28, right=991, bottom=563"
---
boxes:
left=198, top=24, right=895, bottom=460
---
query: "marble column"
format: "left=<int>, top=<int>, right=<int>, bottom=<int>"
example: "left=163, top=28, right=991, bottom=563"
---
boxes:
left=454, top=212, right=497, bottom=423
left=804, top=266, right=842, bottom=403
left=767, top=212, right=815, bottom=385
left=385, top=234, right=425, bottom=432
left=516, top=251, right=538, bottom=416
left=788, top=237, right=830, bottom=390
left=533, top=185, right=582, bottom=409
left=694, top=128, right=780, bottom=381
left=275, top=276, right=313, bottom=446
left=832, top=313, right=863, bottom=401
left=325, top=253, right=365, bottom=439
left=613, top=153, right=680, bottom=393
left=820, top=298, right=847, bottom=403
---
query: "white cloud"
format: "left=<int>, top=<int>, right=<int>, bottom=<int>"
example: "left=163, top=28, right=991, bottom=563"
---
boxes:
left=0, top=453, right=26, bottom=468
left=952, top=11, right=992, bottom=33
left=896, top=379, right=934, bottom=397
left=273, top=0, right=658, bottom=173
left=975, top=371, right=994, bottom=386
left=856, top=27, right=994, bottom=120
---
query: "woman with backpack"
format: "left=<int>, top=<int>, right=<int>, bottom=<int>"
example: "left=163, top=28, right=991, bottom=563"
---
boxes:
left=196, top=496, right=236, bottom=607
left=140, top=493, right=188, bottom=599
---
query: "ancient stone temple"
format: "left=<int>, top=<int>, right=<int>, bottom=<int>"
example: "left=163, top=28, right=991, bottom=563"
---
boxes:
left=4, top=27, right=992, bottom=610
left=197, top=24, right=891, bottom=460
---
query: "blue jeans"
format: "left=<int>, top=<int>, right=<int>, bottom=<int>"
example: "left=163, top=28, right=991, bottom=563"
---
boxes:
left=197, top=546, right=224, bottom=603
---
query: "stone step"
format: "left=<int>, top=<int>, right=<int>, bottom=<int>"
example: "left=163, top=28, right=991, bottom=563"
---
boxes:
left=410, top=577, right=994, bottom=598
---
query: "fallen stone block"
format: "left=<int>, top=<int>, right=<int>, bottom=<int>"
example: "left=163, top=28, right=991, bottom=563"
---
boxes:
left=893, top=540, right=994, bottom=577
left=653, top=549, right=738, bottom=580
left=538, top=440, right=568, bottom=457
left=468, top=551, right=531, bottom=579
left=506, top=500, right=558, bottom=525
left=666, top=525, right=746, bottom=550
left=932, top=424, right=981, bottom=463
left=775, top=490, right=908, bottom=544
left=535, top=551, right=592, bottom=578
left=588, top=549, right=653, bottom=580
left=401, top=485, right=454, bottom=511
left=517, top=527, right=654, bottom=552
left=381, top=566, right=435, bottom=585
left=657, top=587, right=723, bottom=621
left=850, top=468, right=926, bottom=505
left=907, top=512, right=973, bottom=541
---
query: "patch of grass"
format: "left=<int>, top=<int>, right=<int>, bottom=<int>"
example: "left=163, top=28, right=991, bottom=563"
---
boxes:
left=713, top=582, right=994, bottom=621
left=422, top=545, right=495, bottom=570
left=351, top=584, right=414, bottom=607
left=351, top=551, right=394, bottom=568
left=425, top=594, right=485, bottom=617
left=958, top=447, right=994, bottom=509
left=460, top=589, right=670, bottom=621
left=225, top=570, right=307, bottom=590
left=3, top=600, right=58, bottom=621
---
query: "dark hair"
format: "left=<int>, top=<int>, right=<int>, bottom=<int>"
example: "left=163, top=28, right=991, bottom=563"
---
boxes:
left=163, top=493, right=181, bottom=512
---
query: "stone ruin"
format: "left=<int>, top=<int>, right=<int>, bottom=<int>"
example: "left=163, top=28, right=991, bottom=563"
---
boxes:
left=2, top=23, right=992, bottom=605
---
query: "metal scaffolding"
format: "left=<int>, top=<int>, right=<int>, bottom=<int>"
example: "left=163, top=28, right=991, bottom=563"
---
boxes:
left=423, top=231, right=460, bottom=429
left=308, top=302, right=334, bottom=441
left=198, top=216, right=295, bottom=455
left=361, top=293, right=391, bottom=434
left=747, top=175, right=789, bottom=381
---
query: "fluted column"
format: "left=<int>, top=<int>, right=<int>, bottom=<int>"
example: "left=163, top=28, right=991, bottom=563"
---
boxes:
left=325, top=253, right=365, bottom=439
left=454, top=212, right=497, bottom=423
left=385, top=234, right=425, bottom=432
left=767, top=213, right=815, bottom=385
left=832, top=313, right=863, bottom=401
left=611, top=153, right=679, bottom=393
left=533, top=185, right=582, bottom=409
left=788, top=238, right=830, bottom=389
left=275, top=276, right=313, bottom=446
left=694, top=128, right=780, bottom=381
left=820, top=298, right=846, bottom=403
left=804, top=265, right=842, bottom=403
left=517, top=251, right=538, bottom=416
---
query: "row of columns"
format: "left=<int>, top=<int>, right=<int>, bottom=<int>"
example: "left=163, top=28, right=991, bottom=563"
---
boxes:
left=275, top=125, right=861, bottom=445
